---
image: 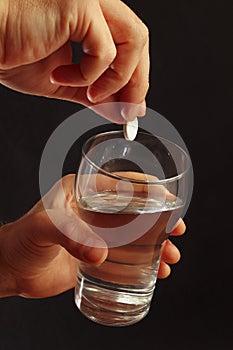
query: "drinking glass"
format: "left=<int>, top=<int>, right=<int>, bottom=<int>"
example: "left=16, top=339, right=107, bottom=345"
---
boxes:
left=74, top=130, right=192, bottom=326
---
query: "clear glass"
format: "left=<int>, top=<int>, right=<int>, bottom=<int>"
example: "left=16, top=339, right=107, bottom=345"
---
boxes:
left=74, top=131, right=192, bottom=326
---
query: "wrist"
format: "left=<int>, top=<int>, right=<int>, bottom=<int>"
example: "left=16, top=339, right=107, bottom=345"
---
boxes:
left=0, top=223, right=18, bottom=297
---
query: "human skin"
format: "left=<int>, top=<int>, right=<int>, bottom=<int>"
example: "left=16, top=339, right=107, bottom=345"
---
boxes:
left=0, top=175, right=185, bottom=298
left=0, top=0, right=186, bottom=298
left=0, top=0, right=149, bottom=120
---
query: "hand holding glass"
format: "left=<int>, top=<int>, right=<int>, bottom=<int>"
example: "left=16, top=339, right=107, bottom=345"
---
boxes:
left=74, top=130, right=192, bottom=326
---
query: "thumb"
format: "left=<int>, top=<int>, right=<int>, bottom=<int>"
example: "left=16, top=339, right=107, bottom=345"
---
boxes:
left=21, top=209, right=108, bottom=265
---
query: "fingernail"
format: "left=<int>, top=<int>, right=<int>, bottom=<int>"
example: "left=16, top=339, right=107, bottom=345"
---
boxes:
left=50, top=74, right=58, bottom=85
left=87, top=86, right=108, bottom=103
left=121, top=104, right=146, bottom=121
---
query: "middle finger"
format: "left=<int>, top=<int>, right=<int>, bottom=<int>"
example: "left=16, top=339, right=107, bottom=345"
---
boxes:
left=161, top=239, right=181, bottom=265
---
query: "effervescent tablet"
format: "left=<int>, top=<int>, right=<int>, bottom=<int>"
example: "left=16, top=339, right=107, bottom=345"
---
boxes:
left=123, top=118, right=138, bottom=141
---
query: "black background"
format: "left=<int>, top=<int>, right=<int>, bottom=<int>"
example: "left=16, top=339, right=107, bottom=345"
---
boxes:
left=0, top=0, right=232, bottom=349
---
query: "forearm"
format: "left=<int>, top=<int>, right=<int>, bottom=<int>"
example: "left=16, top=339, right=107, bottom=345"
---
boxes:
left=0, top=224, right=18, bottom=297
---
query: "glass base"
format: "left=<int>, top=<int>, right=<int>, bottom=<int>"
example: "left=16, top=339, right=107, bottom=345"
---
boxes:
left=74, top=272, right=154, bottom=327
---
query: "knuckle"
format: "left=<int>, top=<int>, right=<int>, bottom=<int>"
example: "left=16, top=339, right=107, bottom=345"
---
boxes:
left=138, top=23, right=149, bottom=49
left=128, top=20, right=149, bottom=48
left=129, top=75, right=149, bottom=93
left=100, top=45, right=117, bottom=65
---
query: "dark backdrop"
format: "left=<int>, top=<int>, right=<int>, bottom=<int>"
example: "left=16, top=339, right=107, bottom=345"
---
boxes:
left=0, top=1, right=232, bottom=349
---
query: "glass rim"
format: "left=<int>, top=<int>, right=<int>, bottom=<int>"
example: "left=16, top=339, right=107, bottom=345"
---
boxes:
left=81, top=130, right=191, bottom=185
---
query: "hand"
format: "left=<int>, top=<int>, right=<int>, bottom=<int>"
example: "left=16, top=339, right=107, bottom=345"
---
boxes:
left=77, top=171, right=186, bottom=278
left=0, top=175, right=185, bottom=299
left=0, top=0, right=149, bottom=121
